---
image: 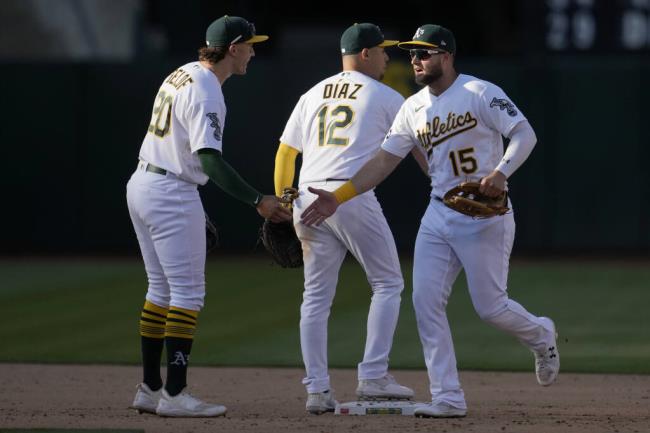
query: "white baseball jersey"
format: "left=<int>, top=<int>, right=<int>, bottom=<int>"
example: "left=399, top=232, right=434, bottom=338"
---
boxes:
left=282, top=70, right=406, bottom=393
left=280, top=70, right=404, bottom=184
left=139, top=61, right=225, bottom=185
left=389, top=74, right=554, bottom=407
left=382, top=74, right=527, bottom=198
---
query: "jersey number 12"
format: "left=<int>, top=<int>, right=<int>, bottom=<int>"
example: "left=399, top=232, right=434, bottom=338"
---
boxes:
left=317, top=105, right=353, bottom=146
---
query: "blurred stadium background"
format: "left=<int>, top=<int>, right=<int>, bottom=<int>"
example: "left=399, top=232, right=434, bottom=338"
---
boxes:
left=0, top=0, right=648, bottom=372
left=1, top=0, right=649, bottom=255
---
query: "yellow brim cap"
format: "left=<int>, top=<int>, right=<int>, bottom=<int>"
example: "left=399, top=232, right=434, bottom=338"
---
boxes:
left=397, top=40, right=439, bottom=50
left=378, top=39, right=400, bottom=47
left=245, top=35, right=269, bottom=43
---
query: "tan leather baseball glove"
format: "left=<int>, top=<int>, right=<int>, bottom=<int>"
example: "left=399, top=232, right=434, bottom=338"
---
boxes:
left=442, top=182, right=509, bottom=219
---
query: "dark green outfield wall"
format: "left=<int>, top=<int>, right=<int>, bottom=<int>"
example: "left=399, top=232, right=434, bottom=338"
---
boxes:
left=2, top=54, right=648, bottom=254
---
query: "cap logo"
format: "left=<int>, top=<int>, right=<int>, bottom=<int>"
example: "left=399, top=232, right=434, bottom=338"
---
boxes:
left=441, top=40, right=447, bottom=46
left=414, top=27, right=425, bottom=39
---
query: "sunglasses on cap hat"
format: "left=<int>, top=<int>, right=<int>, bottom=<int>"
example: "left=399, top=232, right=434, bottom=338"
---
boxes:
left=409, top=49, right=444, bottom=60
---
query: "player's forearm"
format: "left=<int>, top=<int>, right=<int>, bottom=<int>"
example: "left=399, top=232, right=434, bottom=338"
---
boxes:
left=350, top=150, right=401, bottom=192
left=495, top=120, right=537, bottom=178
left=333, top=149, right=402, bottom=203
left=198, top=149, right=263, bottom=207
left=274, top=143, right=299, bottom=196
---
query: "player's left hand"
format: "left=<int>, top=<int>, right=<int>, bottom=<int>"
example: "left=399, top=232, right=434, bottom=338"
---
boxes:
left=479, top=170, right=507, bottom=198
left=300, top=187, right=339, bottom=226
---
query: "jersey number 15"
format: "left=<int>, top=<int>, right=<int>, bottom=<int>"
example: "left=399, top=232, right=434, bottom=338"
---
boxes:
left=448, top=147, right=478, bottom=176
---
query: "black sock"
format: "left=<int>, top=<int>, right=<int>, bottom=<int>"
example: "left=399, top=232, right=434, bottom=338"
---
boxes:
left=139, top=301, right=168, bottom=391
left=165, top=336, right=193, bottom=396
left=141, top=336, right=164, bottom=391
left=163, top=306, right=199, bottom=396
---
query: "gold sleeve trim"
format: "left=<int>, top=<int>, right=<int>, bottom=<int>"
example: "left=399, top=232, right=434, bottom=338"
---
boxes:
left=274, top=143, right=300, bottom=197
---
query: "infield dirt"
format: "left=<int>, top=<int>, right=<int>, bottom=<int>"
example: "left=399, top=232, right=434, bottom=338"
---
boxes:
left=1, top=364, right=648, bottom=433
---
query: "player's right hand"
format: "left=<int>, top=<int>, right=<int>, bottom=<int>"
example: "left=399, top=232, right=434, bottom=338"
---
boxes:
left=257, top=195, right=293, bottom=223
left=300, top=187, right=339, bottom=226
left=479, top=170, right=507, bottom=198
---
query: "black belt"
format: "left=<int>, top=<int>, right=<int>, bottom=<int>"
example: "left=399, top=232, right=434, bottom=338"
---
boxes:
left=145, top=163, right=167, bottom=175
left=325, top=178, right=349, bottom=182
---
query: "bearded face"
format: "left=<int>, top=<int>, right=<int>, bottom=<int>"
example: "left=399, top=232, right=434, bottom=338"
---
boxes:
left=415, top=64, right=443, bottom=85
left=414, top=56, right=444, bottom=86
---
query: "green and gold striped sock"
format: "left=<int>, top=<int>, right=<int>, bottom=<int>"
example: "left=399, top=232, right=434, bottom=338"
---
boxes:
left=165, top=306, right=199, bottom=339
left=164, top=306, right=199, bottom=396
left=139, top=300, right=168, bottom=391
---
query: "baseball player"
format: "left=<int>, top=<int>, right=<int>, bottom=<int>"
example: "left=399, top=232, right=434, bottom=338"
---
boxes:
left=127, top=15, right=291, bottom=417
left=300, top=24, right=560, bottom=418
left=274, top=23, right=426, bottom=415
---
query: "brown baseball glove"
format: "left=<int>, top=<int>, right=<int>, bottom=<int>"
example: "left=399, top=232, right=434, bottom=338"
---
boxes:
left=278, top=187, right=299, bottom=207
left=259, top=188, right=303, bottom=268
left=442, top=182, right=509, bottom=219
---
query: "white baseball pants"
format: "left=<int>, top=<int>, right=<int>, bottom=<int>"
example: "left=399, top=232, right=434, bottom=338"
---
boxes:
left=413, top=199, right=553, bottom=408
left=126, top=162, right=206, bottom=311
left=294, top=183, right=404, bottom=393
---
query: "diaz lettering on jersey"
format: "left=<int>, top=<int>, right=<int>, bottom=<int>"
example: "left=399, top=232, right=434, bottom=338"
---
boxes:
left=165, top=67, right=194, bottom=90
left=416, top=111, right=478, bottom=153
left=323, top=83, right=363, bottom=100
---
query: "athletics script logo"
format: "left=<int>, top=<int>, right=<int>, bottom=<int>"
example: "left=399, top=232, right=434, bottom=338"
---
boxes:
left=489, top=97, right=518, bottom=117
left=206, top=113, right=222, bottom=140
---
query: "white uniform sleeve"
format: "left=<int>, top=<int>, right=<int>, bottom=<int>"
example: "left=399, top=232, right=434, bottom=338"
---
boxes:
left=186, top=98, right=226, bottom=153
left=381, top=102, right=417, bottom=158
left=384, top=91, right=405, bottom=128
left=478, top=83, right=527, bottom=138
left=279, top=95, right=305, bottom=151
left=495, top=120, right=537, bottom=178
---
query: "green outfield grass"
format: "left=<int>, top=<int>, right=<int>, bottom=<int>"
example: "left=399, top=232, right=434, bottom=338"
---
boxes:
left=1, top=257, right=648, bottom=374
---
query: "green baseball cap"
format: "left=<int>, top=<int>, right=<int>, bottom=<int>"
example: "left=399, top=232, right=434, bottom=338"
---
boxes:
left=205, top=15, right=268, bottom=47
left=340, top=23, right=399, bottom=55
left=397, top=24, right=456, bottom=54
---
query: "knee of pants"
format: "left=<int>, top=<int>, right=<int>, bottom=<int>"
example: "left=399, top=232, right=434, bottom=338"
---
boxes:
left=474, top=300, right=508, bottom=323
left=169, top=286, right=205, bottom=311
left=411, top=286, right=448, bottom=316
left=300, top=298, right=333, bottom=323
left=147, top=280, right=170, bottom=305
left=146, top=272, right=169, bottom=292
left=146, top=292, right=170, bottom=309
left=300, top=288, right=335, bottom=322
left=369, top=276, right=404, bottom=296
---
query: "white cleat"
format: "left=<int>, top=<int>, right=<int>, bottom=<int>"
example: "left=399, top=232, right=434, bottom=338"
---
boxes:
left=533, top=317, right=560, bottom=386
left=306, top=390, right=338, bottom=415
left=414, top=401, right=467, bottom=418
left=356, top=374, right=414, bottom=400
left=156, top=388, right=227, bottom=417
left=131, top=383, right=161, bottom=414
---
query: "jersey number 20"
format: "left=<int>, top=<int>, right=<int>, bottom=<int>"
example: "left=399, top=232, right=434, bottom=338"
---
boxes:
left=317, top=105, right=353, bottom=146
left=148, top=91, right=173, bottom=137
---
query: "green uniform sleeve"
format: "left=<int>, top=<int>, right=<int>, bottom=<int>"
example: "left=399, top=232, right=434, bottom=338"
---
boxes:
left=197, top=148, right=263, bottom=207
